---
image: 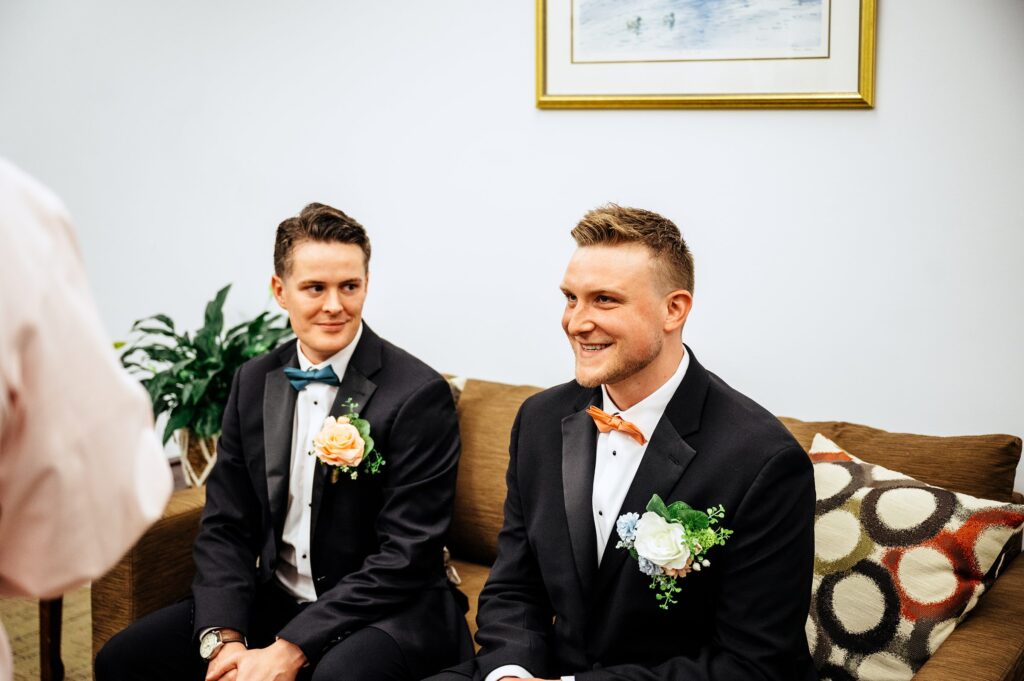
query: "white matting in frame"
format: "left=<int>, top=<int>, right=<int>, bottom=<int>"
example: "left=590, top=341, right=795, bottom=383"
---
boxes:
left=537, top=0, right=875, bottom=108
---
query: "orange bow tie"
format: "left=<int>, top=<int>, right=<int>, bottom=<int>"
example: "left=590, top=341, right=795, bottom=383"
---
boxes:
left=586, top=406, right=647, bottom=445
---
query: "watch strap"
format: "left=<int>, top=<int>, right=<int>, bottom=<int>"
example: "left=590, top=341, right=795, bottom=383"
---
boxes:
left=220, top=631, right=247, bottom=646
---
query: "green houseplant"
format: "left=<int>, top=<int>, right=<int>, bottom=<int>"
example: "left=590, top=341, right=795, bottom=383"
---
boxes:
left=119, top=284, right=292, bottom=486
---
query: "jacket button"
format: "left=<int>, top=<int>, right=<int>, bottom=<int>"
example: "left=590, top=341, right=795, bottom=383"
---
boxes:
left=315, top=575, right=326, bottom=583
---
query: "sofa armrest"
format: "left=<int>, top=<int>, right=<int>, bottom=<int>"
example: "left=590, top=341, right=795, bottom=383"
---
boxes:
left=91, top=486, right=205, bottom=658
left=912, top=550, right=1024, bottom=681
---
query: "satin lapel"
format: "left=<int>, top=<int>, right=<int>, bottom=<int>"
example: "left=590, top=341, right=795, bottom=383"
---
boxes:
left=264, top=351, right=300, bottom=540
left=561, top=390, right=602, bottom=599
left=594, top=411, right=697, bottom=594
left=310, top=356, right=379, bottom=540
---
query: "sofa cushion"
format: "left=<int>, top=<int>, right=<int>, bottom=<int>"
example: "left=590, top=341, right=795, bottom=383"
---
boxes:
left=448, top=379, right=542, bottom=564
left=781, top=417, right=1022, bottom=503
left=807, top=434, right=1024, bottom=681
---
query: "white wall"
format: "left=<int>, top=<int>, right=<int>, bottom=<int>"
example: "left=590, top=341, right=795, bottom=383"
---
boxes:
left=1, top=1, right=1022, bottom=491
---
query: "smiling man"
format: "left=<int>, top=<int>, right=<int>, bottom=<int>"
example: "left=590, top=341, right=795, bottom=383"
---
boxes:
left=428, top=204, right=816, bottom=681
left=96, top=203, right=470, bottom=681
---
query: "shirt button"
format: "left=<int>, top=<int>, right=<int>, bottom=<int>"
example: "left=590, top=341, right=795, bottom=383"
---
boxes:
left=612, top=451, right=617, bottom=456
left=302, top=553, right=307, bottom=559
left=598, top=510, right=603, bottom=516
left=313, top=400, right=318, bottom=405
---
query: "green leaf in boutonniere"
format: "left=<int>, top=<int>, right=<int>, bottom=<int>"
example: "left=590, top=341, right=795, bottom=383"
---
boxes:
left=309, top=398, right=385, bottom=482
left=618, top=494, right=734, bottom=610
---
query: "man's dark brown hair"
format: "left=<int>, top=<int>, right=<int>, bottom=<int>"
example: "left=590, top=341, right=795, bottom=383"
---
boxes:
left=273, top=202, right=371, bottom=276
left=571, top=204, right=694, bottom=293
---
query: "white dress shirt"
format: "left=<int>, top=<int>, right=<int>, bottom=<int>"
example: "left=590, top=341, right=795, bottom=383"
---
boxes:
left=592, top=350, right=690, bottom=564
left=275, top=324, right=363, bottom=602
left=486, top=350, right=689, bottom=681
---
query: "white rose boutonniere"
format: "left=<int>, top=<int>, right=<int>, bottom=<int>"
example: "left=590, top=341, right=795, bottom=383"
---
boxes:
left=616, top=494, right=733, bottom=609
left=310, top=398, right=384, bottom=482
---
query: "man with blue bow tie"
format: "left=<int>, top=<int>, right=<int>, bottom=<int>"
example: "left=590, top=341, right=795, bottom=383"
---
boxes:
left=97, top=203, right=470, bottom=681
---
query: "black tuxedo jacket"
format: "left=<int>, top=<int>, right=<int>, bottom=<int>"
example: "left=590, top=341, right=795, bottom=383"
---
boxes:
left=473, top=349, right=817, bottom=680
left=191, top=325, right=466, bottom=664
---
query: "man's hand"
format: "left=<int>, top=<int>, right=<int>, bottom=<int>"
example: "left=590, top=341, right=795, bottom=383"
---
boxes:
left=205, top=641, right=247, bottom=681
left=228, top=638, right=307, bottom=681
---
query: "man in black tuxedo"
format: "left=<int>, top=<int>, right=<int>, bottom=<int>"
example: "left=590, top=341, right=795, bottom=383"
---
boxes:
left=97, top=203, right=469, bottom=681
left=428, top=205, right=816, bottom=681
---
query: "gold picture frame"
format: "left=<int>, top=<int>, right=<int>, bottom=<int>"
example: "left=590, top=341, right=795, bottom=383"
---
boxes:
left=537, top=0, right=876, bottom=109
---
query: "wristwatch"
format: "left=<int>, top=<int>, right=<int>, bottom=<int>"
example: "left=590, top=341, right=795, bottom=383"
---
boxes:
left=199, top=629, right=247, bottom=660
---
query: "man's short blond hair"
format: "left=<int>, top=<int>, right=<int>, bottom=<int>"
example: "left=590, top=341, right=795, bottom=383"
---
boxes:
left=571, top=204, right=694, bottom=293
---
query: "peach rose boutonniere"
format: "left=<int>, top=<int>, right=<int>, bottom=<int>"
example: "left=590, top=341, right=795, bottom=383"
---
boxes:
left=310, top=398, right=384, bottom=482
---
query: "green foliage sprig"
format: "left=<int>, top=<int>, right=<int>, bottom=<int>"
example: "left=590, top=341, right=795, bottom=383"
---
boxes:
left=117, top=284, right=292, bottom=444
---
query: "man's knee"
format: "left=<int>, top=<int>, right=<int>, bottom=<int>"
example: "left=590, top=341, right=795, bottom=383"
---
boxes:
left=421, top=672, right=475, bottom=681
left=93, top=600, right=199, bottom=681
left=311, top=627, right=410, bottom=681
left=94, top=628, right=135, bottom=681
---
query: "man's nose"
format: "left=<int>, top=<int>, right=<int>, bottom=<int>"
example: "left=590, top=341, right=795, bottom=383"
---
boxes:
left=566, top=304, right=595, bottom=335
left=323, top=289, right=343, bottom=313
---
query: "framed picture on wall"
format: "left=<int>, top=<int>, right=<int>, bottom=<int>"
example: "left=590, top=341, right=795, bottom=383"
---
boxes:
left=536, top=0, right=876, bottom=109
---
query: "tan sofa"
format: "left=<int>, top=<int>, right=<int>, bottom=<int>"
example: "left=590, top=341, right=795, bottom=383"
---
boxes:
left=92, top=378, right=1024, bottom=680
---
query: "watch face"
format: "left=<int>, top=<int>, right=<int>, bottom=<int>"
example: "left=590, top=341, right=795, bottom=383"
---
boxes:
left=199, top=631, right=220, bottom=659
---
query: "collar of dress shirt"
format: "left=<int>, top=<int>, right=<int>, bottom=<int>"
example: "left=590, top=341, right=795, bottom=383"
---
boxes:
left=296, top=322, right=364, bottom=377
left=599, top=346, right=690, bottom=441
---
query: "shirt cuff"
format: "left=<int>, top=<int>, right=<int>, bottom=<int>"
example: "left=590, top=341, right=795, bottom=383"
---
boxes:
left=485, top=664, right=534, bottom=681
left=562, top=677, right=576, bottom=681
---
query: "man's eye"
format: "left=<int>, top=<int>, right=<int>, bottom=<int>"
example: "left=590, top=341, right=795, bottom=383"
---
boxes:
left=596, top=295, right=613, bottom=304
left=564, top=292, right=577, bottom=303
left=309, top=285, right=324, bottom=293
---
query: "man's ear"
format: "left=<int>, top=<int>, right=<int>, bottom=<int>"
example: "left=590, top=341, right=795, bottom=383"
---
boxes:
left=664, top=289, right=693, bottom=333
left=270, top=274, right=287, bottom=309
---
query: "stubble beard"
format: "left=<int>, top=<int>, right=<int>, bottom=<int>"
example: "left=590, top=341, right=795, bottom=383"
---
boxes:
left=574, top=333, right=664, bottom=389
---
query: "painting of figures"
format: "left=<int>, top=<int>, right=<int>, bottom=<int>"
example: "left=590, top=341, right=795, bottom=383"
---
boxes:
left=573, top=0, right=829, bottom=63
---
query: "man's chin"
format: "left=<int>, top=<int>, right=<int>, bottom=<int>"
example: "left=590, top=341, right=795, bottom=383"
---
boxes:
left=574, top=369, right=605, bottom=389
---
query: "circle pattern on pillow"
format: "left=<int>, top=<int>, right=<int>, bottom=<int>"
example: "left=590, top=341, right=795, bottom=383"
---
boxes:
left=814, top=461, right=865, bottom=514
left=817, top=560, right=899, bottom=654
left=856, top=652, right=914, bottom=681
left=814, top=498, right=875, bottom=575
left=861, top=486, right=955, bottom=546
left=805, top=434, right=1024, bottom=681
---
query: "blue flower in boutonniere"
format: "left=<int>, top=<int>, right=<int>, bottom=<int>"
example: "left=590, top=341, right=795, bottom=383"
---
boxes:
left=616, top=494, right=733, bottom=610
left=310, top=398, right=385, bottom=483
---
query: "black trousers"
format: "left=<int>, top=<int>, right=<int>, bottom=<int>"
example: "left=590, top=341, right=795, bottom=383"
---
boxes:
left=95, top=583, right=416, bottom=681
left=423, top=669, right=477, bottom=681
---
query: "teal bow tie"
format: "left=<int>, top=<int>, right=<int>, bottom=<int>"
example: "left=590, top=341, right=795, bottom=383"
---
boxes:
left=283, top=365, right=341, bottom=391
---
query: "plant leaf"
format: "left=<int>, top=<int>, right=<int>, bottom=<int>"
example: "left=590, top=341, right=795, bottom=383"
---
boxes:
left=163, top=405, right=195, bottom=444
left=202, top=284, right=231, bottom=339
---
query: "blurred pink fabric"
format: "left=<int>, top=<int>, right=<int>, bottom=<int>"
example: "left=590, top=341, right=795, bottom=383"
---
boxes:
left=0, top=158, right=172, bottom=680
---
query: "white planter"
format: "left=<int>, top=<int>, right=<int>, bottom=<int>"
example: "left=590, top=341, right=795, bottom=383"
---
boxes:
left=177, top=428, right=218, bottom=487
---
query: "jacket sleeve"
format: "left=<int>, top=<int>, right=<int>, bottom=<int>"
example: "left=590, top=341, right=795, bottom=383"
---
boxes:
left=191, top=367, right=263, bottom=635
left=576, top=445, right=816, bottom=681
left=276, top=375, right=461, bottom=663
left=472, top=406, right=557, bottom=679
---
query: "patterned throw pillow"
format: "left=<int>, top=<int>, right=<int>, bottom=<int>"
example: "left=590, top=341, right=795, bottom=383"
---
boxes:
left=807, top=434, right=1024, bottom=681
